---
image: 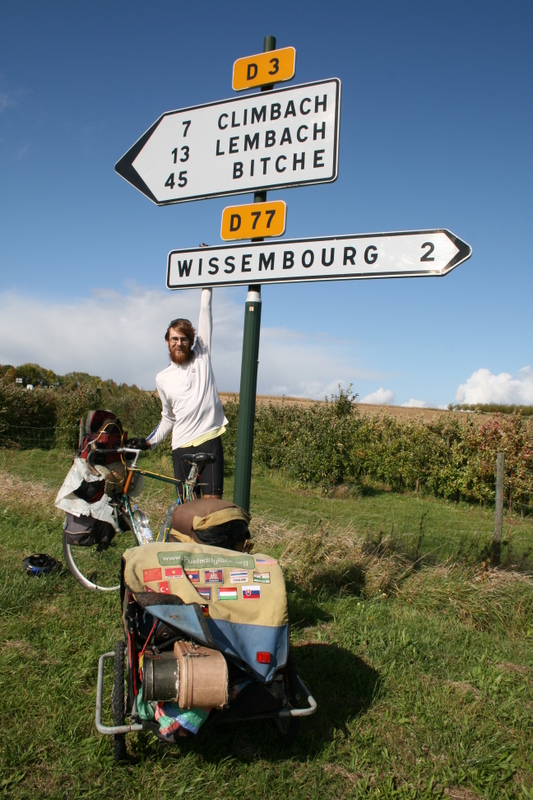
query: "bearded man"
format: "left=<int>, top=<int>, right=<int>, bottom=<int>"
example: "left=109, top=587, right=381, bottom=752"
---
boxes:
left=134, top=288, right=227, bottom=499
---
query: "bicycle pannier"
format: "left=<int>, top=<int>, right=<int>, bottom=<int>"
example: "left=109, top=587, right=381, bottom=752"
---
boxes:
left=78, top=410, right=125, bottom=465
left=63, top=512, right=116, bottom=547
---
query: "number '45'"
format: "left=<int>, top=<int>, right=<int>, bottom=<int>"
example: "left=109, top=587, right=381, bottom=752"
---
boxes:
left=165, top=171, right=187, bottom=189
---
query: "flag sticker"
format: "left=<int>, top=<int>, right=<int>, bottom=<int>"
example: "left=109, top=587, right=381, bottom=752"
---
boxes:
left=164, top=566, right=184, bottom=579
left=242, top=585, right=261, bottom=599
left=230, top=570, right=249, bottom=583
left=204, top=569, right=223, bottom=583
left=185, top=570, right=200, bottom=583
left=143, top=567, right=162, bottom=582
left=157, top=581, right=171, bottom=594
left=197, top=587, right=212, bottom=601
left=218, top=587, right=238, bottom=601
left=255, top=557, right=277, bottom=566
left=200, top=604, right=209, bottom=617
left=253, top=572, right=270, bottom=583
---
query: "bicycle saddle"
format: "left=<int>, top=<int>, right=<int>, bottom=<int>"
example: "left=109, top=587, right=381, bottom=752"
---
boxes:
left=180, top=452, right=216, bottom=466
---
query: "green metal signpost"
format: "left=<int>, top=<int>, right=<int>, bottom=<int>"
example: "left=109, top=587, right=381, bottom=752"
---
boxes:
left=233, top=36, right=275, bottom=512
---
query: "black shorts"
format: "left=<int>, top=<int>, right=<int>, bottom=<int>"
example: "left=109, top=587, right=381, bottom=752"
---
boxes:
left=172, top=435, right=224, bottom=496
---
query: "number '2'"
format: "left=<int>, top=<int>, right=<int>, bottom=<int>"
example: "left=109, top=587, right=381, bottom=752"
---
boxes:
left=420, top=242, right=435, bottom=262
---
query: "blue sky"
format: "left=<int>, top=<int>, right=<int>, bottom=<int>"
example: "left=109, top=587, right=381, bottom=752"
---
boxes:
left=1, top=0, right=532, bottom=408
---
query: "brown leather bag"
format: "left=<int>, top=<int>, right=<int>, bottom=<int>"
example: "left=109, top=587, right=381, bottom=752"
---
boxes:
left=170, top=497, right=250, bottom=550
left=174, top=641, right=228, bottom=710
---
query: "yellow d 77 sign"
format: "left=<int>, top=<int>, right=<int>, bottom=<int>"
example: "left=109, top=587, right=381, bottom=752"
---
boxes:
left=232, top=47, right=296, bottom=91
left=221, top=201, right=286, bottom=241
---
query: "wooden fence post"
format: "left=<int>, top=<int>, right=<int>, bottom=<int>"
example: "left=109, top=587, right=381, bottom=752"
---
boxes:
left=491, top=452, right=505, bottom=566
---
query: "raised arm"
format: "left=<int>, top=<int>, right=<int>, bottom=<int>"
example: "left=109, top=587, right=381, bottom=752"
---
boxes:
left=197, top=287, right=213, bottom=352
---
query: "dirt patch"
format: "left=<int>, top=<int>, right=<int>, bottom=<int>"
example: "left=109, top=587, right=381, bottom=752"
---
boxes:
left=0, top=470, right=60, bottom=515
left=497, top=661, right=531, bottom=676
left=444, top=680, right=482, bottom=699
left=444, top=788, right=483, bottom=800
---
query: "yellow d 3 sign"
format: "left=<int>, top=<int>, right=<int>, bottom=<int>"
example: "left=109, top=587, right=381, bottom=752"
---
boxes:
left=221, top=201, right=287, bottom=241
left=232, top=47, right=296, bottom=91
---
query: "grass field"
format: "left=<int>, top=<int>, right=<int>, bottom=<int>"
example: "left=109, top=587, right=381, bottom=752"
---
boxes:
left=1, top=448, right=532, bottom=799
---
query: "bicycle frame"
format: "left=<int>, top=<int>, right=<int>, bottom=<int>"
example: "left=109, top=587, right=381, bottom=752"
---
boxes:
left=92, top=446, right=201, bottom=546
left=123, top=452, right=200, bottom=505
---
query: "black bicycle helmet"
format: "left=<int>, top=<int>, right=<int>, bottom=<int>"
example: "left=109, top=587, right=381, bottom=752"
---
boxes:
left=23, top=554, right=62, bottom=576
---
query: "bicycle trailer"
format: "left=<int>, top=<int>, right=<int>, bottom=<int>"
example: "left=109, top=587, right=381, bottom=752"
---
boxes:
left=96, top=541, right=317, bottom=759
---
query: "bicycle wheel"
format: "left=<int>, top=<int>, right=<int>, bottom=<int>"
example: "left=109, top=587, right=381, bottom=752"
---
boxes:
left=62, top=525, right=136, bottom=592
left=112, top=640, right=127, bottom=762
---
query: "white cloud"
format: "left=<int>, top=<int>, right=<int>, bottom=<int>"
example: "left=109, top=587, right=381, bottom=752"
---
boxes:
left=0, top=92, right=12, bottom=113
left=455, top=367, right=533, bottom=405
left=0, top=285, right=371, bottom=400
left=358, top=387, right=395, bottom=405
left=0, top=286, right=201, bottom=390
left=0, top=74, right=23, bottom=114
left=401, top=398, right=427, bottom=408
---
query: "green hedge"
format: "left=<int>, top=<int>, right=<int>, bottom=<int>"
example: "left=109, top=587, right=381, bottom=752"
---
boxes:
left=0, top=377, right=161, bottom=452
left=250, top=397, right=533, bottom=512
left=252, top=387, right=359, bottom=487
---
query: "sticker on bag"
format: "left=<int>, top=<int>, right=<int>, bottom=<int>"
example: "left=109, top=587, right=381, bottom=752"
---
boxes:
left=242, top=585, right=261, bottom=599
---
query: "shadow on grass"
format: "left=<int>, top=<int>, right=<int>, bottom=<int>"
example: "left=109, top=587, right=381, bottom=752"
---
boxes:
left=500, top=541, right=533, bottom=572
left=291, top=641, right=380, bottom=739
left=285, top=580, right=349, bottom=626
left=125, top=642, right=379, bottom=766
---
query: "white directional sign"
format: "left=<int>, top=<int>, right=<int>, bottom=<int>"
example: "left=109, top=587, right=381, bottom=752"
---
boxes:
left=115, top=78, right=341, bottom=205
left=167, top=229, right=472, bottom=289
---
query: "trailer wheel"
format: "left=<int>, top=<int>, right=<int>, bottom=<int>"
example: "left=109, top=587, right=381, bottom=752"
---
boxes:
left=275, top=649, right=301, bottom=744
left=112, top=640, right=127, bottom=762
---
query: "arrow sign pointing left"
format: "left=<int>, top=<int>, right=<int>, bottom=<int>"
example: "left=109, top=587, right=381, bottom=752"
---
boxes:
left=115, top=78, right=341, bottom=205
left=167, top=229, right=472, bottom=289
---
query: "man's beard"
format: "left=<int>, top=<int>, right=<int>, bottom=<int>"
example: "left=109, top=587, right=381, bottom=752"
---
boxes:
left=170, top=348, right=193, bottom=366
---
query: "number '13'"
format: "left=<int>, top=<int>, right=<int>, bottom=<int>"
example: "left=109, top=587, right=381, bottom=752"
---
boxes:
left=172, top=146, right=189, bottom=163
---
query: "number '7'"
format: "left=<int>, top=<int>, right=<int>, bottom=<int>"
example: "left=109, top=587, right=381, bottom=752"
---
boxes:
left=251, top=209, right=276, bottom=229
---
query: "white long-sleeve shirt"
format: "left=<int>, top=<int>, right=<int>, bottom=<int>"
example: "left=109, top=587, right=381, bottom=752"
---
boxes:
left=147, top=289, right=227, bottom=450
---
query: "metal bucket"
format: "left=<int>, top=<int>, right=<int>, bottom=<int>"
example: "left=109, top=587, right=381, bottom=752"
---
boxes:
left=142, top=652, right=180, bottom=702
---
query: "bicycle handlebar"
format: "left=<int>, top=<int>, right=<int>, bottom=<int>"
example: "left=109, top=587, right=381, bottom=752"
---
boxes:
left=87, top=443, right=143, bottom=469
left=87, top=443, right=186, bottom=495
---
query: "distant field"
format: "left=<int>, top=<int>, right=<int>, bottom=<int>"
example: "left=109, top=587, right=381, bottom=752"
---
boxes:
left=219, top=393, right=459, bottom=423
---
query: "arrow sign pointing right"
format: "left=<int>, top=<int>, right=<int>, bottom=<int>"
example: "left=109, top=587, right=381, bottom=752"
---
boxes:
left=167, top=229, right=472, bottom=289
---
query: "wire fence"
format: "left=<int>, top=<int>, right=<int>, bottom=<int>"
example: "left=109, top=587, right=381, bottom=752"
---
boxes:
left=0, top=423, right=58, bottom=451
